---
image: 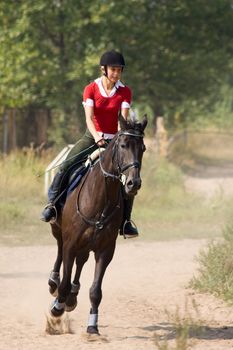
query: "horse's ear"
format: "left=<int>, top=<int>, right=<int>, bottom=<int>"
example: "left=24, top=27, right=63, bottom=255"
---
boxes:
left=119, top=113, right=130, bottom=130
left=141, top=114, right=148, bottom=131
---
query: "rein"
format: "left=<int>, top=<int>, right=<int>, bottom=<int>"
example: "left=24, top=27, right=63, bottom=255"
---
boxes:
left=76, top=130, right=144, bottom=230
left=76, top=167, right=121, bottom=230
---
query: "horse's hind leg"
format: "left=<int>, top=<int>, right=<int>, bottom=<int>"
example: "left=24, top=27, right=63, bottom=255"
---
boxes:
left=65, top=250, right=90, bottom=312
left=48, top=227, right=63, bottom=296
left=87, top=242, right=116, bottom=335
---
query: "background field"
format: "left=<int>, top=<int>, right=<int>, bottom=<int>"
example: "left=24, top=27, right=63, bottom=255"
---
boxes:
left=1, top=130, right=233, bottom=246
left=1, top=132, right=233, bottom=350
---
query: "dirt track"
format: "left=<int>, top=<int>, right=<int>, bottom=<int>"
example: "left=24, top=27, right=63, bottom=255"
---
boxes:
left=1, top=240, right=233, bottom=350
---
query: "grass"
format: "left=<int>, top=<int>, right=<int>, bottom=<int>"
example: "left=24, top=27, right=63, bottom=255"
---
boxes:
left=0, top=149, right=54, bottom=246
left=153, top=299, right=204, bottom=350
left=134, top=146, right=233, bottom=240
left=191, top=224, right=233, bottom=303
left=168, top=130, right=233, bottom=170
left=0, top=132, right=233, bottom=246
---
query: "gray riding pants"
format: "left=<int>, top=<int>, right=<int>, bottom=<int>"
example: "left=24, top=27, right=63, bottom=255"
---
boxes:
left=60, top=129, right=98, bottom=172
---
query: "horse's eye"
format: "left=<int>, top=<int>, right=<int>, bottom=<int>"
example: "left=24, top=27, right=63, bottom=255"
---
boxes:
left=120, top=144, right=126, bottom=149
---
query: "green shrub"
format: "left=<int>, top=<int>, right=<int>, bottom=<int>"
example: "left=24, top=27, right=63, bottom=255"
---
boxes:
left=191, top=224, right=233, bottom=302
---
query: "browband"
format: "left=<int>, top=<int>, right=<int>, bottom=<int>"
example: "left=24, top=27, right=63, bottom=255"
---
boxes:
left=118, top=131, right=144, bottom=138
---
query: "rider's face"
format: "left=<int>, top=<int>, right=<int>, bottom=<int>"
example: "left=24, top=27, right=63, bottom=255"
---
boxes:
left=106, top=66, right=123, bottom=82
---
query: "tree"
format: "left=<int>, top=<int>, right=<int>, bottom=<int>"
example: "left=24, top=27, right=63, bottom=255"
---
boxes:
left=90, top=0, right=233, bottom=126
left=0, top=0, right=232, bottom=150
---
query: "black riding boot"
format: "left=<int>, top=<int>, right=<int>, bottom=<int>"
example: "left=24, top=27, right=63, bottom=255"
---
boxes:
left=120, top=196, right=139, bottom=238
left=40, top=170, right=65, bottom=222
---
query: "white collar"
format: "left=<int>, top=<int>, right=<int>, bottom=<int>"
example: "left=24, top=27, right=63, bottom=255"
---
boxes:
left=94, top=77, right=125, bottom=97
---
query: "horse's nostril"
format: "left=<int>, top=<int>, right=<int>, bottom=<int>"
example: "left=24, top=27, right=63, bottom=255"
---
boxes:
left=127, top=180, right=133, bottom=188
left=126, top=178, right=141, bottom=190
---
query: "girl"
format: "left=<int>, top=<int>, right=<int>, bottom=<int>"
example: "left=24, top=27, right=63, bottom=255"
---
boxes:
left=41, top=50, right=139, bottom=238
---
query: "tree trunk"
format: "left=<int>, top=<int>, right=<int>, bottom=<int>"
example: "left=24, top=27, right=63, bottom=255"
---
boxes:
left=35, top=108, right=49, bottom=146
left=8, top=108, right=17, bottom=151
left=152, top=101, right=164, bottom=135
left=2, top=112, right=8, bottom=155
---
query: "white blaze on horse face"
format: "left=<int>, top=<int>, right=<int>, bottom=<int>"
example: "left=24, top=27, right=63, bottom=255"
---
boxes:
left=120, top=173, right=127, bottom=185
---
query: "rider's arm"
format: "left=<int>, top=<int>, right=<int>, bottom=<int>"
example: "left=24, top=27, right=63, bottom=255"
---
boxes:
left=84, top=106, right=105, bottom=146
left=118, top=86, right=131, bottom=129
left=118, top=107, right=129, bottom=130
left=83, top=83, right=105, bottom=146
left=121, top=108, right=129, bottom=120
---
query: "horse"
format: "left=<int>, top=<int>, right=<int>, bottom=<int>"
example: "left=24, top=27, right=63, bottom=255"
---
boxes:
left=47, top=115, right=147, bottom=336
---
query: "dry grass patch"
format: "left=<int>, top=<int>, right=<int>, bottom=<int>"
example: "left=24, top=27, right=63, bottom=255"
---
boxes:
left=153, top=299, right=204, bottom=350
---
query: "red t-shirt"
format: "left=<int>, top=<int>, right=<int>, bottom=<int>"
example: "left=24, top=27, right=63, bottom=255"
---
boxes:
left=83, top=78, right=132, bottom=134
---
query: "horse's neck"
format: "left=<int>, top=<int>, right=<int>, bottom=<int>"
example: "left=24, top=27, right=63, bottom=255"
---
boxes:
left=94, top=144, right=121, bottom=200
left=101, top=144, right=116, bottom=175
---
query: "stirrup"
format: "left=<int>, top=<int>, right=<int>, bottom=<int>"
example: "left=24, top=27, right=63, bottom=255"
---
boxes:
left=49, top=204, right=58, bottom=223
left=121, top=220, right=139, bottom=239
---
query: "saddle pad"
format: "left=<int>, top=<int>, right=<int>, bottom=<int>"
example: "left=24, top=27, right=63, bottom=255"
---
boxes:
left=66, top=147, right=105, bottom=198
left=66, top=165, right=89, bottom=198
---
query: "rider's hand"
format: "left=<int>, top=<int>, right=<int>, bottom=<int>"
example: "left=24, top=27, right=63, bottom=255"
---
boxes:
left=96, top=138, right=106, bottom=147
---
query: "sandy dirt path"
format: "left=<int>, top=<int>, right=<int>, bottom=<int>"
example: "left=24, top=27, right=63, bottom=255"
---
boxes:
left=1, top=239, right=233, bottom=350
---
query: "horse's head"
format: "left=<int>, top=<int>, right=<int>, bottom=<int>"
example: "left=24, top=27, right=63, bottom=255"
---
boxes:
left=115, top=114, right=147, bottom=195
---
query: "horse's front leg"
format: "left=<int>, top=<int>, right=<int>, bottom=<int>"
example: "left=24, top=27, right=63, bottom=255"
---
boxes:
left=48, top=235, right=63, bottom=296
left=50, top=244, right=75, bottom=317
left=48, top=224, right=63, bottom=296
left=65, top=250, right=90, bottom=312
left=87, top=242, right=116, bottom=335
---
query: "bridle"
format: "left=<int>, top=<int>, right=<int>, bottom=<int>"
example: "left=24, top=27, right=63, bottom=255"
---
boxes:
left=76, top=130, right=144, bottom=230
left=99, top=130, right=144, bottom=184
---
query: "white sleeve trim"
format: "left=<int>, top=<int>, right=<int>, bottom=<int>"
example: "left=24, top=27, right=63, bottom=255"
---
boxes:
left=82, top=98, right=94, bottom=107
left=121, top=101, right=131, bottom=109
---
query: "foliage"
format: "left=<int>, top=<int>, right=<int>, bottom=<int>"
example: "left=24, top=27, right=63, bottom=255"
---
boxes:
left=0, top=1, right=97, bottom=110
left=0, top=0, right=232, bottom=147
left=191, top=224, right=233, bottom=302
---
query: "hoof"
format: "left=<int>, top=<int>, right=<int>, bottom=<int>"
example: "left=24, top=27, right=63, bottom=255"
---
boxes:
left=50, top=300, right=65, bottom=318
left=48, top=272, right=60, bottom=297
left=65, top=294, right=78, bottom=312
left=48, top=281, right=58, bottom=297
left=65, top=301, right=77, bottom=312
left=87, top=325, right=99, bottom=335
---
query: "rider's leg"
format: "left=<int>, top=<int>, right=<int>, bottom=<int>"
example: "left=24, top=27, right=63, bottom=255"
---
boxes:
left=40, top=169, right=67, bottom=222
left=41, top=130, right=97, bottom=222
left=120, top=196, right=139, bottom=238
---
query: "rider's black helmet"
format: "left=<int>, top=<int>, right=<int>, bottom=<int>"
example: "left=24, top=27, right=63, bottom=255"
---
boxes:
left=100, top=50, right=125, bottom=67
